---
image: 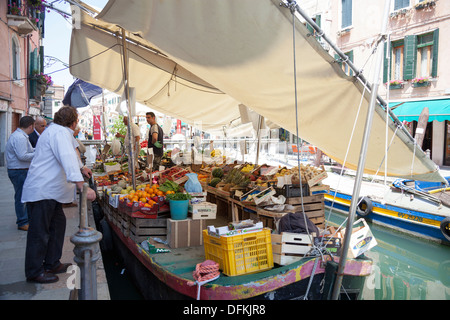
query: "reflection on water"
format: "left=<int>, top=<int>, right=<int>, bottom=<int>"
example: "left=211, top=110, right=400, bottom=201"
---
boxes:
left=327, top=211, right=450, bottom=300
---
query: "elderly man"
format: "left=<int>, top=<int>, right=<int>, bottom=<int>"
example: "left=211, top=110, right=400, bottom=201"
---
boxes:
left=5, top=116, right=35, bottom=231
left=22, top=106, right=96, bottom=284
left=28, top=117, right=46, bottom=148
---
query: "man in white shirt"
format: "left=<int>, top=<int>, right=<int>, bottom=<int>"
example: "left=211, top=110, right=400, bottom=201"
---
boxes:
left=5, top=116, right=35, bottom=231
left=22, top=106, right=96, bottom=284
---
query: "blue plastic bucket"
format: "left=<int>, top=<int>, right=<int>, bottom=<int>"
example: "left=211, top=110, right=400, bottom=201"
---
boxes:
left=169, top=200, right=189, bottom=220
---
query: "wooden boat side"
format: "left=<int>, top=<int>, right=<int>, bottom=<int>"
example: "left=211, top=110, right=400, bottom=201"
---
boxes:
left=106, top=216, right=372, bottom=300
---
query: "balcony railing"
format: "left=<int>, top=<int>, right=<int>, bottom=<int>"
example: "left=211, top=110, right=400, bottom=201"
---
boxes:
left=7, top=0, right=44, bottom=35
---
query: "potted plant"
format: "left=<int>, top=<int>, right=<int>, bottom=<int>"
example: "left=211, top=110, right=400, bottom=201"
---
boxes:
left=415, top=0, right=437, bottom=10
left=8, top=2, right=21, bottom=15
left=167, top=192, right=192, bottom=220
left=388, top=79, right=404, bottom=89
left=412, top=76, right=430, bottom=87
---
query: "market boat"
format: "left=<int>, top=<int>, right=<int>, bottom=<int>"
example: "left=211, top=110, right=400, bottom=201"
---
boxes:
left=95, top=185, right=373, bottom=300
left=319, top=171, right=450, bottom=245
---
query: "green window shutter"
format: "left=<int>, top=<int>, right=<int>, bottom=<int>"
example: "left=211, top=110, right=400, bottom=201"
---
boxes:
left=431, top=28, right=439, bottom=78
left=335, top=53, right=342, bottom=67
left=403, top=35, right=417, bottom=80
left=383, top=43, right=390, bottom=84
left=347, top=50, right=354, bottom=76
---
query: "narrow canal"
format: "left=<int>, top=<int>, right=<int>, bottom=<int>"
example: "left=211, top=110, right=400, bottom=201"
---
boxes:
left=328, top=210, right=450, bottom=300
left=97, top=208, right=450, bottom=300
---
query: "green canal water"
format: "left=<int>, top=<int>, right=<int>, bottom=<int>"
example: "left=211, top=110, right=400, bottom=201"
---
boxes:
left=327, top=210, right=450, bottom=300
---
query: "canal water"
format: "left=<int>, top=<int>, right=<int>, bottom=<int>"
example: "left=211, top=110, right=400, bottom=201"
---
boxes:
left=327, top=210, right=450, bottom=300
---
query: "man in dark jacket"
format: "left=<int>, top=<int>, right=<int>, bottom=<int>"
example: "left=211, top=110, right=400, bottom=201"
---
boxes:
left=28, top=117, right=47, bottom=148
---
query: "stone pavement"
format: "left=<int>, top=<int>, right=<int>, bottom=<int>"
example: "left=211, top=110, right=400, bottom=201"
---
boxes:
left=0, top=167, right=110, bottom=300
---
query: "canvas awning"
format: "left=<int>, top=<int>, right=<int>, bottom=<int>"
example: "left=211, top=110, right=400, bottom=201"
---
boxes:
left=68, top=0, right=445, bottom=182
left=390, top=99, right=450, bottom=122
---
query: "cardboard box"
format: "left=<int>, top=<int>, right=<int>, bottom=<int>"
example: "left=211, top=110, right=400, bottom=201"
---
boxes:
left=167, top=218, right=206, bottom=248
left=342, top=218, right=377, bottom=258
left=188, top=202, right=217, bottom=220
left=104, top=162, right=121, bottom=173
left=108, top=193, right=120, bottom=208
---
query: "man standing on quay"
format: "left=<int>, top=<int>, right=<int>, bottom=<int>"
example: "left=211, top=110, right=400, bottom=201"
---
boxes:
left=22, top=106, right=96, bottom=284
left=28, top=116, right=47, bottom=148
left=5, top=116, right=35, bottom=231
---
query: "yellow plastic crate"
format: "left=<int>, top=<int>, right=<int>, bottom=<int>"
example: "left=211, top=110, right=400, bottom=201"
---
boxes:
left=203, top=228, right=274, bottom=276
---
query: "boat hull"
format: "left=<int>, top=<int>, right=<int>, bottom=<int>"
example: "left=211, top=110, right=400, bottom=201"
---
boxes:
left=103, top=215, right=372, bottom=300
left=323, top=191, right=450, bottom=245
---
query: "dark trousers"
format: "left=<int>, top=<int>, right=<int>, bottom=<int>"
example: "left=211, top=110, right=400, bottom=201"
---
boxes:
left=7, top=169, right=29, bottom=227
left=25, top=200, right=66, bottom=279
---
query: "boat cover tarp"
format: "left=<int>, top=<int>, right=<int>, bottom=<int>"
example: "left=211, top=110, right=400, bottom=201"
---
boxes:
left=69, top=0, right=444, bottom=182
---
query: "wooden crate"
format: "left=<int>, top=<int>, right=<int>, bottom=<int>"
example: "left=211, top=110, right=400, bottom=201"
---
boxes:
left=285, top=194, right=325, bottom=229
left=271, top=232, right=313, bottom=265
left=129, top=217, right=168, bottom=243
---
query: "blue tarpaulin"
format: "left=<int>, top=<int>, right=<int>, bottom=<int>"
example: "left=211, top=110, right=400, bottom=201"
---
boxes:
left=62, top=79, right=103, bottom=108
left=390, top=98, right=450, bottom=122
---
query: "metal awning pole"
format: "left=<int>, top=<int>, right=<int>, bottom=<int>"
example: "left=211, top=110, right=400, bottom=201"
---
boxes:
left=255, top=115, right=263, bottom=165
left=330, top=0, right=391, bottom=300
left=121, top=27, right=136, bottom=190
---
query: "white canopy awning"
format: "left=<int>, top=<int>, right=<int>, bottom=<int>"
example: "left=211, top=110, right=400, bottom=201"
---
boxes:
left=69, top=0, right=444, bottom=182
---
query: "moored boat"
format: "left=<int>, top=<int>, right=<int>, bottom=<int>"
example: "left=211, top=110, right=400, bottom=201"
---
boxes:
left=320, top=172, right=450, bottom=245
left=97, top=198, right=373, bottom=300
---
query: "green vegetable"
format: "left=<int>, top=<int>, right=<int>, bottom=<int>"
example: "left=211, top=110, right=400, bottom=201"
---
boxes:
left=159, top=180, right=180, bottom=193
left=209, top=177, right=222, bottom=187
left=166, top=192, right=192, bottom=201
left=212, top=168, right=224, bottom=178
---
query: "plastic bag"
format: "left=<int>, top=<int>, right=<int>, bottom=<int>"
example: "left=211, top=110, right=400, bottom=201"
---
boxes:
left=184, top=173, right=203, bottom=193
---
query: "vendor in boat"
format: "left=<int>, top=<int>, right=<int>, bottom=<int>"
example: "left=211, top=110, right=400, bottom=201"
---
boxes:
left=145, top=112, right=164, bottom=172
left=115, top=116, right=141, bottom=163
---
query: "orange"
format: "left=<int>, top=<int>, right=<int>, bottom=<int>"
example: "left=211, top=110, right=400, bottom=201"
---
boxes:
left=139, top=197, right=147, bottom=203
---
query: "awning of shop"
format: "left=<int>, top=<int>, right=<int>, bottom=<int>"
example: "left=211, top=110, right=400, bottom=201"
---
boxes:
left=68, top=0, right=445, bottom=182
left=390, top=99, right=450, bottom=122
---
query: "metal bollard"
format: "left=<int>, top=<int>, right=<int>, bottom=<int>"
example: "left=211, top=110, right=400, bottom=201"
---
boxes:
left=70, top=183, right=102, bottom=300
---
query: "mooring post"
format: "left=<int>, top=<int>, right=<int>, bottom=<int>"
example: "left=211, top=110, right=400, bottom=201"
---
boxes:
left=70, top=183, right=103, bottom=300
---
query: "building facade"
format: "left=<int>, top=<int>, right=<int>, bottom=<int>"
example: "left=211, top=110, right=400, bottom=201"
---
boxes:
left=302, top=0, right=449, bottom=167
left=0, top=0, right=46, bottom=166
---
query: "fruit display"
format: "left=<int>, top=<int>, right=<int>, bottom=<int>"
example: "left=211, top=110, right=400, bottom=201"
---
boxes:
left=211, top=167, right=224, bottom=179
left=160, top=166, right=189, bottom=183
left=240, top=164, right=254, bottom=173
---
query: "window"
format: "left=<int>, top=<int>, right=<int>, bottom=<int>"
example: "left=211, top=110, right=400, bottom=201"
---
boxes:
left=11, top=36, right=20, bottom=81
left=341, top=0, right=352, bottom=29
left=335, top=50, right=354, bottom=76
left=394, top=0, right=410, bottom=10
left=417, top=33, right=434, bottom=78
left=392, top=41, right=404, bottom=80
left=383, top=29, right=439, bottom=83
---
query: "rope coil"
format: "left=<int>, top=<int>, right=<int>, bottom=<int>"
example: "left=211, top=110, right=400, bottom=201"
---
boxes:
left=187, top=260, right=220, bottom=300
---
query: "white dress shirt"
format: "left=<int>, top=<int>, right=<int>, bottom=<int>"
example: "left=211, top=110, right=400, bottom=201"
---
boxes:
left=22, top=123, right=84, bottom=204
left=5, top=128, right=35, bottom=169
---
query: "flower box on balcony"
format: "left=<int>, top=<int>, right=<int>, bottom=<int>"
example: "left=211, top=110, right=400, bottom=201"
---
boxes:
left=412, top=77, right=431, bottom=88
left=415, top=0, right=437, bottom=10
left=388, top=80, right=404, bottom=90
